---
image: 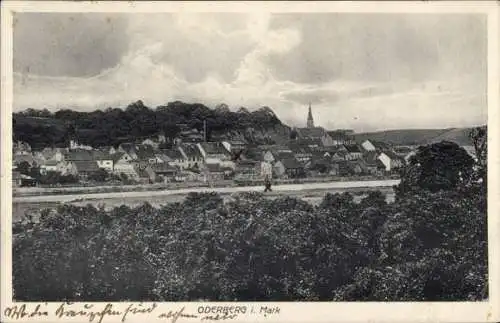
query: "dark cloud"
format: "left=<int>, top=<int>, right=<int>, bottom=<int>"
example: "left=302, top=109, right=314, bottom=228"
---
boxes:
left=14, top=13, right=129, bottom=77
left=266, top=13, right=486, bottom=84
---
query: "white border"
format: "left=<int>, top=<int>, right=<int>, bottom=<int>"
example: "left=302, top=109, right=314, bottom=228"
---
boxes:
left=1, top=2, right=499, bottom=323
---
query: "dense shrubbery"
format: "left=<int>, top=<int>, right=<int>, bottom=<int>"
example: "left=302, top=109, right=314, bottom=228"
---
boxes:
left=13, top=130, right=487, bottom=301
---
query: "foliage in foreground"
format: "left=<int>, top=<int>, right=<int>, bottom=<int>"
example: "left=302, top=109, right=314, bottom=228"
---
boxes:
left=13, top=133, right=487, bottom=301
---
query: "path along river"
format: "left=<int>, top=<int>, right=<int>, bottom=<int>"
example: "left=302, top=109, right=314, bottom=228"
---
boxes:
left=13, top=179, right=401, bottom=204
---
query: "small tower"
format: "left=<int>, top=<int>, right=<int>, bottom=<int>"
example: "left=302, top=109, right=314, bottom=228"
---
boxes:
left=307, top=102, right=314, bottom=128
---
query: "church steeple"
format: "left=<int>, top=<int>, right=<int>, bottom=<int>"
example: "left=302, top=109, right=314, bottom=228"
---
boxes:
left=307, top=102, right=314, bottom=128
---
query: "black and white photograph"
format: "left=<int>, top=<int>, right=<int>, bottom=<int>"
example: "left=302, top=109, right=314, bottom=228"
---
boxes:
left=1, top=1, right=499, bottom=322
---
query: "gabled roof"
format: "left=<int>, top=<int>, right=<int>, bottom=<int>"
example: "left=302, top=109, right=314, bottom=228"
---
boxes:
left=135, top=145, right=156, bottom=160
left=162, top=148, right=184, bottom=160
left=180, top=144, right=203, bottom=159
left=73, top=160, right=100, bottom=173
left=290, top=144, right=313, bottom=154
left=344, top=144, right=361, bottom=153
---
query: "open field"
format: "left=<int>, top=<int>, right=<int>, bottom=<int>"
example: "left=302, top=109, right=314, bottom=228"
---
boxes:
left=12, top=179, right=399, bottom=221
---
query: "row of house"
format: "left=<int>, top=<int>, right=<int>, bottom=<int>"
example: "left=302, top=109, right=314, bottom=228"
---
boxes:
left=11, top=134, right=420, bottom=185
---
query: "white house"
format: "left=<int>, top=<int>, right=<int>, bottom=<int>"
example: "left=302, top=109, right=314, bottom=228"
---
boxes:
left=40, top=160, right=59, bottom=174
left=378, top=151, right=404, bottom=172
left=361, top=140, right=377, bottom=152
left=93, top=152, right=114, bottom=172
left=197, top=142, right=235, bottom=169
left=261, top=161, right=273, bottom=178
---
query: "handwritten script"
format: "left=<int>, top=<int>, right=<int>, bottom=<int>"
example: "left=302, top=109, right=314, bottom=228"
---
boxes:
left=3, top=303, right=281, bottom=322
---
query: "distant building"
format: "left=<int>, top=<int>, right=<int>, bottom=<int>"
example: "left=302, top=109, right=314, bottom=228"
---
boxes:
left=328, top=130, right=355, bottom=146
left=378, top=151, right=404, bottom=172
left=179, top=143, right=204, bottom=169
left=344, top=144, right=363, bottom=160
left=307, top=102, right=315, bottom=128
left=163, top=148, right=188, bottom=169
left=274, top=158, right=305, bottom=179
left=69, top=139, right=93, bottom=151
left=72, top=161, right=101, bottom=180
left=197, top=142, right=234, bottom=169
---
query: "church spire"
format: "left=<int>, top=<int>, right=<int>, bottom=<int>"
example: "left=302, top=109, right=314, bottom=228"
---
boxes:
left=307, top=102, right=314, bottom=128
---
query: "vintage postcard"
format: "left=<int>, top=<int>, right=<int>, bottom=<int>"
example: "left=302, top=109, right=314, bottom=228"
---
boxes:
left=1, top=1, right=499, bottom=323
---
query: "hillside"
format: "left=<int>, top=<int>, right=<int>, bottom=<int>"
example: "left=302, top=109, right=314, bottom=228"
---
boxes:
left=13, top=101, right=292, bottom=150
left=353, top=128, right=477, bottom=146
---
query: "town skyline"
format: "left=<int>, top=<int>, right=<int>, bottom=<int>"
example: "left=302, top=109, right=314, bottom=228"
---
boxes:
left=13, top=12, right=487, bottom=132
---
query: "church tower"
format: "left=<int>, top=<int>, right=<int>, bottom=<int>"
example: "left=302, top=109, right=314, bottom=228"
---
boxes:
left=307, top=102, right=315, bottom=128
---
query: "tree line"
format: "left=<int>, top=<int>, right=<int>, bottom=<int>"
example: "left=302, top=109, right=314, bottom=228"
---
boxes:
left=13, top=101, right=284, bottom=150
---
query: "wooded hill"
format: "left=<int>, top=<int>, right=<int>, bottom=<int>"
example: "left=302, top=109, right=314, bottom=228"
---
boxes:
left=13, top=101, right=291, bottom=150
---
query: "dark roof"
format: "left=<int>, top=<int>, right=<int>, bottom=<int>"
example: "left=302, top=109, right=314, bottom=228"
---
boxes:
left=280, top=158, right=303, bottom=169
left=372, top=141, right=391, bottom=151
left=276, top=151, right=295, bottom=160
left=361, top=152, right=386, bottom=169
left=65, top=149, right=93, bottom=161
left=73, top=160, right=100, bottom=173
left=92, top=150, right=113, bottom=160
left=135, top=145, right=156, bottom=160
left=111, top=152, right=126, bottom=163
left=119, top=143, right=136, bottom=153
left=180, top=144, right=203, bottom=159
left=344, top=144, right=361, bottom=153
left=163, top=148, right=184, bottom=160
left=362, top=151, right=379, bottom=165
left=290, top=145, right=313, bottom=154
left=296, top=127, right=326, bottom=138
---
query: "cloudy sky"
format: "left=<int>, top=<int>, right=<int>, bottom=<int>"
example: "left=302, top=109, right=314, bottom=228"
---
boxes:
left=13, top=12, right=487, bottom=132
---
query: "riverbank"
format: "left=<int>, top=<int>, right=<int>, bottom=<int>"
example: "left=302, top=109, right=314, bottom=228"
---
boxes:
left=13, top=179, right=400, bottom=204
left=13, top=175, right=399, bottom=197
